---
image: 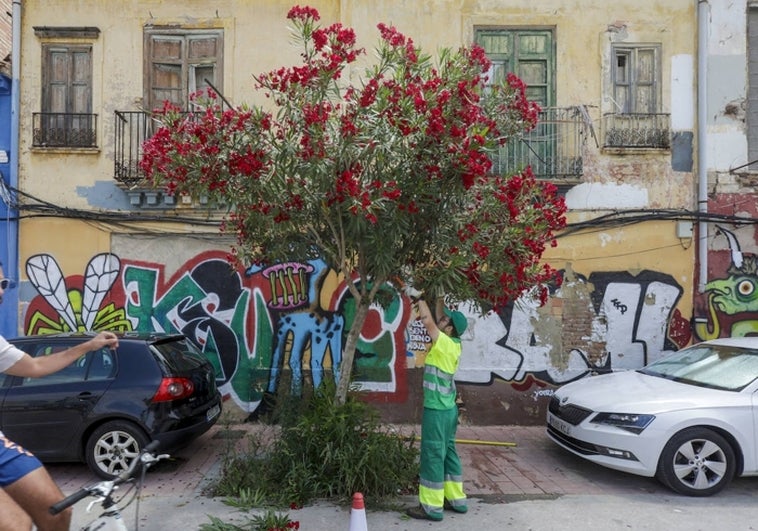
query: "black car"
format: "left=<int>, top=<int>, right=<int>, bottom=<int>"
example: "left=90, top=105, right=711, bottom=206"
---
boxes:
left=0, top=331, right=222, bottom=478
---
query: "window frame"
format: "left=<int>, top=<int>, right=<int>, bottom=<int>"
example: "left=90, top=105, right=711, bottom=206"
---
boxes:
left=41, top=44, right=93, bottom=115
left=474, top=27, right=555, bottom=108
left=33, top=26, right=99, bottom=149
left=143, top=27, right=224, bottom=113
left=610, top=43, right=662, bottom=114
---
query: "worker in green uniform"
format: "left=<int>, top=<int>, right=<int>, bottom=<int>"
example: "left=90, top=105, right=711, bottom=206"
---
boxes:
left=405, top=290, right=468, bottom=522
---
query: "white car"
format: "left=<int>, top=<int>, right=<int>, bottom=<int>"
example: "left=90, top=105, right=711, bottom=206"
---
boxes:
left=546, top=337, right=758, bottom=496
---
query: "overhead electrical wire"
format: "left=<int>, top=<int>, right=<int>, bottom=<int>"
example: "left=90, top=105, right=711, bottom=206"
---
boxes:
left=2, top=184, right=222, bottom=229
left=557, top=208, right=758, bottom=239
left=2, top=184, right=758, bottom=242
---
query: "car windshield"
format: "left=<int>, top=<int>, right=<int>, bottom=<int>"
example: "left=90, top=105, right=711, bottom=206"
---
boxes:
left=639, top=344, right=758, bottom=391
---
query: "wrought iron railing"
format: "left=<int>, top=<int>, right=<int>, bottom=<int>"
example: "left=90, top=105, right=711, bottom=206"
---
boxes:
left=493, top=106, right=586, bottom=181
left=32, top=112, right=98, bottom=148
left=603, top=113, right=670, bottom=148
left=114, top=110, right=156, bottom=186
left=116, top=106, right=588, bottom=186
left=115, top=105, right=231, bottom=187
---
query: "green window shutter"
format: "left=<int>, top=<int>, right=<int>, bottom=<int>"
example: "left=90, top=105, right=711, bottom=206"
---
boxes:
left=476, top=29, right=562, bottom=179
left=475, top=29, right=554, bottom=108
left=514, top=32, right=551, bottom=107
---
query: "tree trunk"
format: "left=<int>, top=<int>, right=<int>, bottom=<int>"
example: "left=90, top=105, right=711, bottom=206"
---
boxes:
left=335, top=297, right=371, bottom=405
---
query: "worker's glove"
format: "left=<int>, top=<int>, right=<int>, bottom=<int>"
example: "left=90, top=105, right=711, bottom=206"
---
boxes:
left=404, top=285, right=423, bottom=302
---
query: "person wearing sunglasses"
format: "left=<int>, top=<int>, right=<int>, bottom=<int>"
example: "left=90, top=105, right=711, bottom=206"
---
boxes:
left=403, top=288, right=469, bottom=522
left=0, top=262, right=119, bottom=531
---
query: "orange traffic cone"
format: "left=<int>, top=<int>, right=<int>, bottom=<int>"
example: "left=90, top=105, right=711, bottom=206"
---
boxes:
left=348, top=492, right=368, bottom=531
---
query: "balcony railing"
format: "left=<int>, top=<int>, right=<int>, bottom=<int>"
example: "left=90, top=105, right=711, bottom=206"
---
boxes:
left=493, top=106, right=586, bottom=181
left=603, top=113, right=670, bottom=149
left=115, top=107, right=230, bottom=187
left=114, top=110, right=156, bottom=186
left=32, top=112, right=98, bottom=148
left=115, top=106, right=587, bottom=187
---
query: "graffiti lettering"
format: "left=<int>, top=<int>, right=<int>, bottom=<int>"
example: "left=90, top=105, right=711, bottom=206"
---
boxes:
left=456, top=271, right=683, bottom=386
left=22, top=251, right=688, bottom=420
left=531, top=389, right=554, bottom=402
left=610, top=298, right=628, bottom=314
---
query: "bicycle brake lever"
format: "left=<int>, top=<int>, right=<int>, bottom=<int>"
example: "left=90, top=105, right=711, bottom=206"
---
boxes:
left=90, top=480, right=116, bottom=497
left=141, top=452, right=170, bottom=466
left=85, top=496, right=106, bottom=513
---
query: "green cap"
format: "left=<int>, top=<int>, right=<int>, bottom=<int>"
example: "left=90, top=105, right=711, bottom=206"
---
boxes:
left=443, top=307, right=467, bottom=336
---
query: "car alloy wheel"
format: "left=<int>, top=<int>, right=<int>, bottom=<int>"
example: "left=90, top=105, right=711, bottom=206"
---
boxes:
left=656, top=427, right=736, bottom=497
left=85, top=420, right=150, bottom=479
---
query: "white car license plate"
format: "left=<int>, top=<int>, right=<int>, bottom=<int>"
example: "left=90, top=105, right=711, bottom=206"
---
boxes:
left=548, top=413, right=572, bottom=437
left=206, top=404, right=221, bottom=422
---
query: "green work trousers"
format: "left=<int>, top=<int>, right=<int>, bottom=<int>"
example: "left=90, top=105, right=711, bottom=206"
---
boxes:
left=418, top=406, right=467, bottom=519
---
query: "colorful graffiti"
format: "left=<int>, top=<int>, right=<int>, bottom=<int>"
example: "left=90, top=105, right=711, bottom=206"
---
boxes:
left=695, top=225, right=758, bottom=340
left=25, top=253, right=129, bottom=333
left=22, top=251, right=408, bottom=412
left=453, top=268, right=688, bottom=387
left=22, top=251, right=690, bottom=416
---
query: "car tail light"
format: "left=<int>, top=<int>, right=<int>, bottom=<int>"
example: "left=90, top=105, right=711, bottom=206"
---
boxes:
left=151, top=377, right=195, bottom=403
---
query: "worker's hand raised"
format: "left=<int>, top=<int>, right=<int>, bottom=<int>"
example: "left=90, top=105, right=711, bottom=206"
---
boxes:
left=404, top=285, right=423, bottom=302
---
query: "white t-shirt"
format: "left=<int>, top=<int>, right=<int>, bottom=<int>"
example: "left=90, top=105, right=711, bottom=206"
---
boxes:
left=0, top=335, right=25, bottom=372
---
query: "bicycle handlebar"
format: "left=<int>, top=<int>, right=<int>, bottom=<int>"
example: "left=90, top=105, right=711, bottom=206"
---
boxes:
left=49, top=440, right=163, bottom=515
left=49, top=487, right=92, bottom=515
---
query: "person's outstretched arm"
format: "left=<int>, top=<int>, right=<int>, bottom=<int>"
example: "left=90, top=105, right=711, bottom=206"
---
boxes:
left=414, top=299, right=441, bottom=343
left=4, top=331, right=119, bottom=378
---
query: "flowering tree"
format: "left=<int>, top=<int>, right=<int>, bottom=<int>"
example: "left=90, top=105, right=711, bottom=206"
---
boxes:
left=140, top=5, right=567, bottom=404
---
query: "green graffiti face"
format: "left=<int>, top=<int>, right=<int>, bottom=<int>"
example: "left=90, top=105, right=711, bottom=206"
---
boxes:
left=706, top=276, right=758, bottom=314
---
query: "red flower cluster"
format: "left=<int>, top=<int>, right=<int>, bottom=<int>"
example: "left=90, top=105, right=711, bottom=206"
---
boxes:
left=506, top=72, right=541, bottom=131
left=287, top=5, right=319, bottom=22
left=258, top=11, right=362, bottom=96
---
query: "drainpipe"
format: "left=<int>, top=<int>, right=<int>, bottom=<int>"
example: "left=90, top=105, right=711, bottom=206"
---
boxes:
left=1, top=0, right=21, bottom=337
left=697, top=0, right=708, bottom=293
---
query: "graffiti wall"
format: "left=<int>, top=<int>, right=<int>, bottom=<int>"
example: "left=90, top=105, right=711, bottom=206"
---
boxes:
left=694, top=224, right=758, bottom=342
left=18, top=235, right=694, bottom=424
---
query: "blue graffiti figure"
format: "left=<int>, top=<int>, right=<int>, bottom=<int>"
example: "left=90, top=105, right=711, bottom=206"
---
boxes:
left=268, top=311, right=344, bottom=394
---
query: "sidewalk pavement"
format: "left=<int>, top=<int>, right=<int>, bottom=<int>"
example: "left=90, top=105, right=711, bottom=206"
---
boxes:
left=48, top=423, right=758, bottom=530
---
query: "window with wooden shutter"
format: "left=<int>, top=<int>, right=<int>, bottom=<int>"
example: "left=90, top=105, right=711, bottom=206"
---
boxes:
left=604, top=44, right=668, bottom=148
left=33, top=27, right=99, bottom=148
left=36, top=43, right=96, bottom=147
left=476, top=29, right=553, bottom=108
left=144, top=29, right=223, bottom=112
left=611, top=45, right=660, bottom=114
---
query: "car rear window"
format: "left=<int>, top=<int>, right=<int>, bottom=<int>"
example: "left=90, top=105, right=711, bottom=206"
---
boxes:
left=149, top=336, right=208, bottom=373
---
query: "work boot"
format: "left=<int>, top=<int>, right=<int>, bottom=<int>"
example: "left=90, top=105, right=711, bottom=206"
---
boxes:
left=406, top=505, right=443, bottom=521
left=444, top=499, right=468, bottom=514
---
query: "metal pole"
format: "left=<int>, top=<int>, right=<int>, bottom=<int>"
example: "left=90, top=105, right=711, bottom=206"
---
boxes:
left=409, top=435, right=517, bottom=447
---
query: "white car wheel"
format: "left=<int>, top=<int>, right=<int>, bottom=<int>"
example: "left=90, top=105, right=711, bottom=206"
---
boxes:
left=656, top=427, right=736, bottom=497
left=85, top=420, right=150, bottom=479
